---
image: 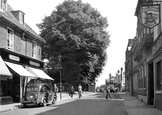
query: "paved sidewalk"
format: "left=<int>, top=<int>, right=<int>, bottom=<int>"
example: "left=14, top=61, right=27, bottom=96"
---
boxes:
left=119, top=93, right=162, bottom=115
left=0, top=91, right=94, bottom=113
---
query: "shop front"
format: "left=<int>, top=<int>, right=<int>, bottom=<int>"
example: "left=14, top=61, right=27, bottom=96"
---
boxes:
left=0, top=55, right=13, bottom=105
left=0, top=48, right=53, bottom=105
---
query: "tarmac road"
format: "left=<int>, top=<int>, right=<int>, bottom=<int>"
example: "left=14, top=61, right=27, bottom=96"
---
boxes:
left=0, top=93, right=127, bottom=115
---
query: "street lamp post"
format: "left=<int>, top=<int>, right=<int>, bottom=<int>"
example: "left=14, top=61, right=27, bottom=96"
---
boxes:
left=58, top=55, right=62, bottom=100
left=121, top=67, right=123, bottom=92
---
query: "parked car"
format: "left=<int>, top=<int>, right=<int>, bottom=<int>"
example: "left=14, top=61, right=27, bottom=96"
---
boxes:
left=22, top=83, right=56, bottom=107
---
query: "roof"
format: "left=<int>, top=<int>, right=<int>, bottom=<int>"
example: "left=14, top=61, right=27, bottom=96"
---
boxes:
left=0, top=3, right=45, bottom=43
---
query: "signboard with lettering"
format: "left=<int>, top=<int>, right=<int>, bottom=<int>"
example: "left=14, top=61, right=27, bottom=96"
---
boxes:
left=29, top=61, right=40, bottom=67
left=141, top=5, right=160, bottom=28
left=9, top=55, right=20, bottom=62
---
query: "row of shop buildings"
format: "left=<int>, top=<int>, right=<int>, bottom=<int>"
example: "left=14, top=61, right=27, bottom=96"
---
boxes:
left=125, top=0, right=162, bottom=111
left=0, top=0, right=53, bottom=104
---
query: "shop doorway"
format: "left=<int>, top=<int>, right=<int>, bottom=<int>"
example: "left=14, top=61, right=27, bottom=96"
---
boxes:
left=148, top=62, right=154, bottom=105
left=12, top=74, right=20, bottom=102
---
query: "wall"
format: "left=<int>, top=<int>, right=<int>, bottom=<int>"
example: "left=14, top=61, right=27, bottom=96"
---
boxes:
left=0, top=26, right=7, bottom=48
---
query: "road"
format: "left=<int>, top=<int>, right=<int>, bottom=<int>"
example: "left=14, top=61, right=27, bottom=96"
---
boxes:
left=0, top=93, right=128, bottom=115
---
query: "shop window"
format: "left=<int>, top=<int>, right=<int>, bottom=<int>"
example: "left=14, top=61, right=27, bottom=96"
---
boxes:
left=144, top=65, right=146, bottom=88
left=156, top=61, right=162, bottom=90
left=7, top=28, right=14, bottom=51
left=1, top=78, right=12, bottom=97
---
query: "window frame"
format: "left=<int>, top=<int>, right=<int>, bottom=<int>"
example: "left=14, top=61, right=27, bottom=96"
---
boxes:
left=0, top=0, right=7, bottom=12
left=32, top=42, right=37, bottom=58
left=6, top=28, right=14, bottom=51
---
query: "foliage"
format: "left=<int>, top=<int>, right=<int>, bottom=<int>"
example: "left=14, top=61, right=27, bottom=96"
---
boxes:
left=37, top=0, right=110, bottom=85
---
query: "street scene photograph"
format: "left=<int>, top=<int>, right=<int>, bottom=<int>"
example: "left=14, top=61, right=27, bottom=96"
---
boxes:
left=1, top=0, right=162, bottom=115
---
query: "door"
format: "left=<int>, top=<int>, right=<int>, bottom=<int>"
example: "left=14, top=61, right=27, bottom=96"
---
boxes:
left=148, top=62, right=154, bottom=105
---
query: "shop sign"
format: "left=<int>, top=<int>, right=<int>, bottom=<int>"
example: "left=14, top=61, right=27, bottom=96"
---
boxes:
left=9, top=55, right=20, bottom=62
left=141, top=5, right=160, bottom=28
left=29, top=61, right=40, bottom=67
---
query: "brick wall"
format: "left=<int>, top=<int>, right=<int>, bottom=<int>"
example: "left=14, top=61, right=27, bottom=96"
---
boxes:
left=0, top=24, right=42, bottom=61
left=0, top=26, right=7, bottom=48
left=14, top=32, right=23, bottom=54
left=155, top=94, right=162, bottom=111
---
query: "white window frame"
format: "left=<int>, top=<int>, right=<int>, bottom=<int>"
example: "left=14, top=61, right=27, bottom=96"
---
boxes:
left=32, top=42, right=37, bottom=59
left=7, top=28, right=14, bottom=51
left=19, top=12, right=24, bottom=24
left=0, top=0, right=7, bottom=12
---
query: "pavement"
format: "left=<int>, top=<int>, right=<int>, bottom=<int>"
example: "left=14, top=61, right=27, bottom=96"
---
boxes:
left=0, top=92, right=162, bottom=115
left=119, top=92, right=162, bottom=115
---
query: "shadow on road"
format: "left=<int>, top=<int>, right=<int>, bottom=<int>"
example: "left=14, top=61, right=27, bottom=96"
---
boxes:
left=34, top=94, right=125, bottom=115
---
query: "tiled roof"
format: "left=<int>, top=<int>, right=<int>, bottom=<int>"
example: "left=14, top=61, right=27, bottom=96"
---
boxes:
left=0, top=4, right=45, bottom=43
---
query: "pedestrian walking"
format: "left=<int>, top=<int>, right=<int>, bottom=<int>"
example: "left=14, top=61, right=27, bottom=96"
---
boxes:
left=78, top=84, right=82, bottom=98
left=105, top=85, right=111, bottom=99
left=53, top=84, right=58, bottom=101
left=69, top=86, right=75, bottom=98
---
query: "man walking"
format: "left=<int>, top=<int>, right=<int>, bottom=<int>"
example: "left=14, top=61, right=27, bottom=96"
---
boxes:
left=78, top=84, right=82, bottom=98
left=69, top=86, right=75, bottom=98
left=53, top=84, right=58, bottom=100
left=105, top=85, right=111, bottom=99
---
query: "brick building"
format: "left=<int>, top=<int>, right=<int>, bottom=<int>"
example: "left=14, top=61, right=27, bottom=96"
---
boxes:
left=0, top=0, right=53, bottom=105
left=125, top=0, right=162, bottom=111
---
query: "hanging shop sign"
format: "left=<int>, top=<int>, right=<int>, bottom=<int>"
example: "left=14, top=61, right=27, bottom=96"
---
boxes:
left=141, top=5, right=160, bottom=28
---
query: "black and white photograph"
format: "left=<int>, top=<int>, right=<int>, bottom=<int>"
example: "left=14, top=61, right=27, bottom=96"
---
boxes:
left=0, top=0, right=162, bottom=115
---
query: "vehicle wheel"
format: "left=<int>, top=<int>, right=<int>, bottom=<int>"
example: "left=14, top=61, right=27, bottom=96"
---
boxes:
left=42, top=99, right=47, bottom=107
left=22, top=104, right=27, bottom=108
left=52, top=99, right=55, bottom=104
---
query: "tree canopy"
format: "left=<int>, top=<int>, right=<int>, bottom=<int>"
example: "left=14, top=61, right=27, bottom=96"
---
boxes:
left=37, top=0, right=110, bottom=85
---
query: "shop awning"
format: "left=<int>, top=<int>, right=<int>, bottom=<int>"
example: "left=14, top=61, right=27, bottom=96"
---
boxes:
left=0, top=56, right=12, bottom=76
left=26, top=67, right=54, bottom=80
left=5, top=62, right=36, bottom=77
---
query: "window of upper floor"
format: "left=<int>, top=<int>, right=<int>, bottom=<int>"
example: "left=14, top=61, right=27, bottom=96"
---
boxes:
left=0, top=0, right=7, bottom=12
left=32, top=42, right=37, bottom=59
left=6, top=28, right=14, bottom=51
left=38, top=46, right=42, bottom=60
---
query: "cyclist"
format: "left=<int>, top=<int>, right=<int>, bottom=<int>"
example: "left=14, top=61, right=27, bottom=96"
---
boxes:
left=78, top=84, right=82, bottom=98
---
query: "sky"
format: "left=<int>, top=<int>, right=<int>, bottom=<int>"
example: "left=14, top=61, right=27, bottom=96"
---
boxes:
left=8, top=0, right=138, bottom=86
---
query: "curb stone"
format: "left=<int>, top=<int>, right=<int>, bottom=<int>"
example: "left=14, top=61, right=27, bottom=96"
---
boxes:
left=0, top=107, right=19, bottom=114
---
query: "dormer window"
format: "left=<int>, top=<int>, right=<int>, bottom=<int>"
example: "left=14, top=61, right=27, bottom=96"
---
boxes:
left=19, top=11, right=24, bottom=24
left=0, top=0, right=7, bottom=12
left=11, top=11, right=25, bottom=24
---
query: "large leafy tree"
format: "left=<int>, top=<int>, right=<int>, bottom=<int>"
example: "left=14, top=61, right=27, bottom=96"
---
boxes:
left=37, top=0, right=110, bottom=85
